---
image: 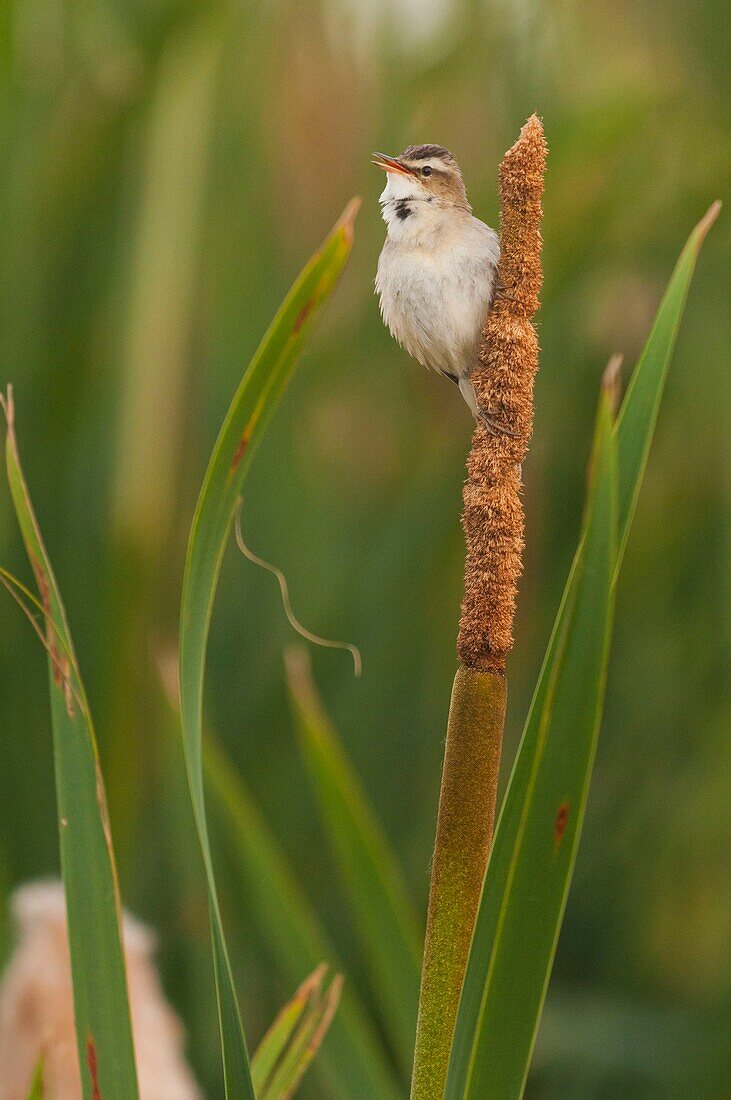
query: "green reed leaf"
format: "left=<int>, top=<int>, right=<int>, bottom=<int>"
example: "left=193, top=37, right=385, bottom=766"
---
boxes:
left=614, top=201, right=721, bottom=568
left=446, top=375, right=618, bottom=1100
left=204, top=736, right=403, bottom=1100
left=256, top=966, right=342, bottom=1100
left=251, top=969, right=316, bottom=1096
left=177, top=200, right=359, bottom=1096
left=2, top=391, right=138, bottom=1100
left=445, top=203, right=718, bottom=1099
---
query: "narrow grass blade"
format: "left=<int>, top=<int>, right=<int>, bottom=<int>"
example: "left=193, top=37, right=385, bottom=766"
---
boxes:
left=258, top=968, right=343, bottom=1100
left=286, top=648, right=422, bottom=1072
left=1, top=391, right=138, bottom=1100
left=446, top=378, right=618, bottom=1100
left=445, top=205, right=718, bottom=1100
left=252, top=965, right=325, bottom=1094
left=204, top=737, right=403, bottom=1099
left=615, top=201, right=720, bottom=568
left=177, top=200, right=358, bottom=1096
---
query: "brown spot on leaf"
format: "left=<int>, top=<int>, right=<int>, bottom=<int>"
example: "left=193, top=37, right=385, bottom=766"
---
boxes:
left=554, top=801, right=569, bottom=846
left=86, top=1037, right=101, bottom=1100
left=61, top=654, right=75, bottom=717
left=293, top=298, right=315, bottom=334
left=230, top=432, right=250, bottom=475
left=334, top=196, right=362, bottom=246
left=31, top=554, right=63, bottom=686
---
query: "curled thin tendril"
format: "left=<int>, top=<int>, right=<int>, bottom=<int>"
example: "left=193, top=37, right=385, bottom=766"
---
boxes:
left=234, top=498, right=362, bottom=678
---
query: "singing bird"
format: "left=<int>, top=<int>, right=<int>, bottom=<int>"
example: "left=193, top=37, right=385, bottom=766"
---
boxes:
left=374, top=145, right=511, bottom=433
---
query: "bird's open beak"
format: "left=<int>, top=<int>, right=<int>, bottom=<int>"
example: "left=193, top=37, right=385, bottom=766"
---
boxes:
left=371, top=152, right=414, bottom=176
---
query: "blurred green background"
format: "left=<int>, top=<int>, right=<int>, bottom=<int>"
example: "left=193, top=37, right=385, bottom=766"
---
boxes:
left=0, top=0, right=728, bottom=1096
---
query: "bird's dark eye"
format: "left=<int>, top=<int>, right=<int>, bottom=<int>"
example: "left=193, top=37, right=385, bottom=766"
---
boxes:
left=421, top=165, right=433, bottom=176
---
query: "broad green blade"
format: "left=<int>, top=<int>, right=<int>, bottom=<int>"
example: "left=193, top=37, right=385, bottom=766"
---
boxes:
left=446, top=382, right=618, bottom=1100
left=204, top=737, right=403, bottom=1100
left=26, top=1059, right=44, bottom=1100
left=177, top=199, right=358, bottom=1097
left=286, top=649, right=422, bottom=1072
left=252, top=966, right=323, bottom=1095
left=445, top=205, right=718, bottom=1100
left=2, top=393, right=138, bottom=1100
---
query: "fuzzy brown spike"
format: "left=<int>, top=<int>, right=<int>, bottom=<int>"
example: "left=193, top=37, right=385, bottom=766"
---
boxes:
left=458, top=114, right=547, bottom=671
left=411, top=119, right=548, bottom=1100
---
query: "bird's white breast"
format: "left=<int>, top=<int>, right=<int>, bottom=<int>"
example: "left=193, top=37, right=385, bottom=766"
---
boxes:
left=376, top=204, right=499, bottom=383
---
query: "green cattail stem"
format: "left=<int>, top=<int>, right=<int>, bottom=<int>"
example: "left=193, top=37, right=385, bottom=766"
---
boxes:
left=410, top=667, right=507, bottom=1100
left=411, top=115, right=545, bottom=1100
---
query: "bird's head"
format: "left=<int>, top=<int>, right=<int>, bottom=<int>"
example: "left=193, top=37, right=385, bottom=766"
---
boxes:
left=372, top=145, right=470, bottom=211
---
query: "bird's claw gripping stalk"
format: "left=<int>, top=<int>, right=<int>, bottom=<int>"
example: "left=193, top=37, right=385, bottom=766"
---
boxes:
left=494, top=280, right=520, bottom=306
left=477, top=406, right=521, bottom=437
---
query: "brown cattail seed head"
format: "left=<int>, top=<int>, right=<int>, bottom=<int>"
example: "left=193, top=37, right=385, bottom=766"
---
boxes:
left=458, top=115, right=547, bottom=671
